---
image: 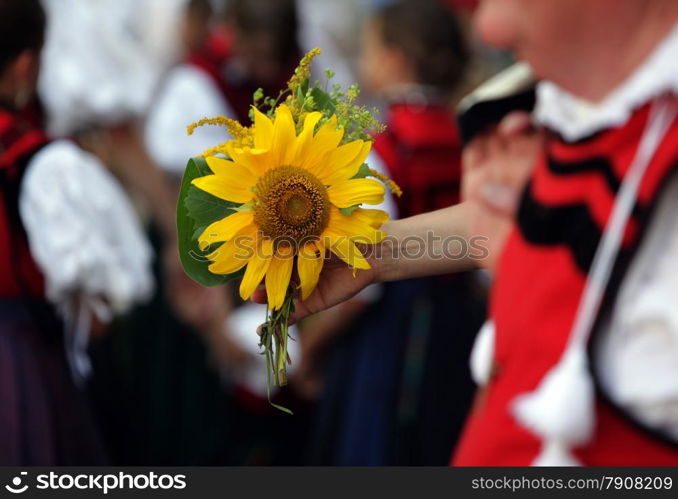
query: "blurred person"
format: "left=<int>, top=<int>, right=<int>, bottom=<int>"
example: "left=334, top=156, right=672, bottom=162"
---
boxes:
left=256, top=0, right=678, bottom=466
left=145, top=0, right=239, bottom=178
left=160, top=0, right=301, bottom=125
left=32, top=0, right=242, bottom=465
left=296, top=0, right=363, bottom=92
left=144, top=0, right=313, bottom=465
left=0, top=0, right=153, bottom=465
left=223, top=0, right=300, bottom=121
left=38, top=0, right=224, bottom=335
left=38, top=0, right=238, bottom=465
left=303, top=0, right=486, bottom=465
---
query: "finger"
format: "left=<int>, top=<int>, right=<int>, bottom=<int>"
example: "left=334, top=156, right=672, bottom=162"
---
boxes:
left=289, top=296, right=319, bottom=326
left=498, top=111, right=534, bottom=137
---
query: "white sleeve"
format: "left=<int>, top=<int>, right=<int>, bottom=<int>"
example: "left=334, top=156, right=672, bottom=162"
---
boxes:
left=145, top=64, right=238, bottom=176
left=19, top=140, right=155, bottom=317
left=596, top=173, right=678, bottom=441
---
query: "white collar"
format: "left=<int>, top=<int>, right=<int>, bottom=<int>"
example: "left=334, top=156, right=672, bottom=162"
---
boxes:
left=534, top=23, right=678, bottom=142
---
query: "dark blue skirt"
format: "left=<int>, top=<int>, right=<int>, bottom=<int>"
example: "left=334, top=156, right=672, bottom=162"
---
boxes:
left=0, top=299, right=107, bottom=465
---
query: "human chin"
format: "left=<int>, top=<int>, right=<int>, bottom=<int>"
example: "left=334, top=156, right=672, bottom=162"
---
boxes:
left=473, top=0, right=521, bottom=49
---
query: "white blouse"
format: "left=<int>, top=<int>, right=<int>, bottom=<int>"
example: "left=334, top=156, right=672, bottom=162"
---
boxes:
left=19, top=139, right=154, bottom=378
left=144, top=64, right=238, bottom=176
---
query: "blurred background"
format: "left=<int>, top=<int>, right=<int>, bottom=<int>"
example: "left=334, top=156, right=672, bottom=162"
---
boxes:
left=6, top=0, right=514, bottom=465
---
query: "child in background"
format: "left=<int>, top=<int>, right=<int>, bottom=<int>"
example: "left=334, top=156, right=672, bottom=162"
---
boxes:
left=0, top=0, right=153, bottom=465
left=364, top=0, right=469, bottom=217
left=306, top=0, right=486, bottom=465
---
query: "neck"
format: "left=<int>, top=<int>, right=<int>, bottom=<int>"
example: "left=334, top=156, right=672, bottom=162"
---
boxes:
left=546, top=1, right=677, bottom=102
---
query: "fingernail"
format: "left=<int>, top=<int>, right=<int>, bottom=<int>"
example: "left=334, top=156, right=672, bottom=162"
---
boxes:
left=499, top=112, right=533, bottom=136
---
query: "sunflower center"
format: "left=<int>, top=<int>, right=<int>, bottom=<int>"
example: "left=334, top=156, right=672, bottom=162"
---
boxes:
left=253, top=165, right=330, bottom=245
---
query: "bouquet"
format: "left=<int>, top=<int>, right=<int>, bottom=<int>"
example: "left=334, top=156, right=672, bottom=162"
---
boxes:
left=176, top=49, right=400, bottom=411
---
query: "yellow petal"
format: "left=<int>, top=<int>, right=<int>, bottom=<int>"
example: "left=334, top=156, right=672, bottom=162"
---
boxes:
left=239, top=239, right=274, bottom=300
left=300, top=116, right=344, bottom=173
left=327, top=206, right=386, bottom=244
left=198, top=211, right=254, bottom=250
left=206, top=235, right=255, bottom=275
left=327, top=178, right=385, bottom=207
left=314, top=116, right=344, bottom=149
left=265, top=245, right=295, bottom=310
left=315, top=140, right=366, bottom=184
left=225, top=143, right=270, bottom=176
left=298, top=241, right=325, bottom=300
left=294, top=112, right=323, bottom=161
left=192, top=173, right=254, bottom=204
left=322, top=230, right=371, bottom=271
left=205, top=156, right=235, bottom=176
left=271, top=104, right=297, bottom=165
left=205, top=156, right=258, bottom=187
left=350, top=207, right=390, bottom=229
left=253, top=107, right=274, bottom=150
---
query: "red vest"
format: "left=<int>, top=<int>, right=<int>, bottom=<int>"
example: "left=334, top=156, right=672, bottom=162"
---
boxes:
left=373, top=103, right=462, bottom=219
left=0, top=106, right=49, bottom=299
left=453, top=100, right=678, bottom=465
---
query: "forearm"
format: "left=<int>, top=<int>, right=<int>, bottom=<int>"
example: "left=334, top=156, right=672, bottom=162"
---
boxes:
left=372, top=202, right=479, bottom=282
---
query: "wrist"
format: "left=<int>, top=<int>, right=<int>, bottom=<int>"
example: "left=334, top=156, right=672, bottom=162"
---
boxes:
left=367, top=234, right=396, bottom=284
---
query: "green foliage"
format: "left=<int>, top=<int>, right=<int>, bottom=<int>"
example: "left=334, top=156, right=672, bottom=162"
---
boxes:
left=176, top=157, right=245, bottom=287
left=339, top=205, right=361, bottom=216
left=250, top=49, right=386, bottom=144
left=351, top=163, right=372, bottom=179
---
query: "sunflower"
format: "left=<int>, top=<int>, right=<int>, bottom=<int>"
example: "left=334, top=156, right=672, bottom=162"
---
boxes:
left=191, top=104, right=389, bottom=310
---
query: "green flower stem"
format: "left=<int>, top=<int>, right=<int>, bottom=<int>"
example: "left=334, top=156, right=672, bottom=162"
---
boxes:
left=259, top=287, right=296, bottom=414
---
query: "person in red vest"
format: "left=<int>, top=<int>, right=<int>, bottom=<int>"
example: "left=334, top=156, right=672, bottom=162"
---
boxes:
left=254, top=0, right=678, bottom=465
left=0, top=0, right=153, bottom=464
left=146, top=0, right=301, bottom=177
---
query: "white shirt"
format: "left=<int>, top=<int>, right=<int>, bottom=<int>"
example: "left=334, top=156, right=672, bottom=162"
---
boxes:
left=20, top=139, right=154, bottom=318
left=145, top=63, right=238, bottom=176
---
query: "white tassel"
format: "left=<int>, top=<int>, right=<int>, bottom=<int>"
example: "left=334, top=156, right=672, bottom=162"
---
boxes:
left=533, top=440, right=583, bottom=466
left=470, top=320, right=495, bottom=386
left=512, top=348, right=594, bottom=464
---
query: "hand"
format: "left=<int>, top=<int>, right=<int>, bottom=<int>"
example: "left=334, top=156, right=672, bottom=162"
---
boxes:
left=462, top=111, right=543, bottom=271
left=251, top=252, right=377, bottom=325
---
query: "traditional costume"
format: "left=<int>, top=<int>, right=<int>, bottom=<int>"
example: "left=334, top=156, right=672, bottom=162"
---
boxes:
left=455, top=24, right=678, bottom=466
left=0, top=101, right=152, bottom=465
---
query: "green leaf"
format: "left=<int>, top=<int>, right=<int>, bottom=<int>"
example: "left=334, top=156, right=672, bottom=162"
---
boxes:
left=185, top=186, right=238, bottom=228
left=310, top=87, right=337, bottom=114
left=176, top=157, right=245, bottom=287
left=300, top=77, right=309, bottom=97
left=351, top=162, right=371, bottom=179
left=339, top=205, right=360, bottom=216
